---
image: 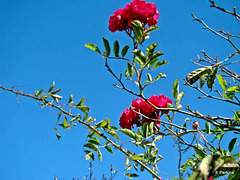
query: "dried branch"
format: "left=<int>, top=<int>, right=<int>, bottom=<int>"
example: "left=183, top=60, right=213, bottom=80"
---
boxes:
left=209, top=0, right=240, bottom=23
left=191, top=13, right=240, bottom=53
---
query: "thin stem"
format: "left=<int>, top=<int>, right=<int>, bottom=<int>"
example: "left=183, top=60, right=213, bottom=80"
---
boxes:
left=192, top=13, right=240, bottom=52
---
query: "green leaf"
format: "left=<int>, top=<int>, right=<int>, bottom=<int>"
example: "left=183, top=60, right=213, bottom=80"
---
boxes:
left=35, top=89, right=44, bottom=97
left=146, top=43, right=158, bottom=57
left=148, top=58, right=159, bottom=67
left=223, top=92, right=235, bottom=100
left=96, top=120, right=108, bottom=128
left=153, top=60, right=168, bottom=69
left=105, top=146, right=113, bottom=154
left=233, top=110, right=240, bottom=121
left=88, top=137, right=101, bottom=145
left=149, top=122, right=154, bottom=135
left=77, top=96, right=85, bottom=106
left=48, top=81, right=55, bottom=92
left=175, top=92, right=185, bottom=107
left=97, top=149, right=102, bottom=161
left=132, top=155, right=144, bottom=161
left=227, top=86, right=240, bottom=92
left=85, top=43, right=101, bottom=54
left=217, top=75, right=227, bottom=91
left=125, top=164, right=132, bottom=171
left=113, top=40, right=120, bottom=57
left=84, top=150, right=94, bottom=161
left=132, top=49, right=146, bottom=65
left=68, top=93, right=73, bottom=104
left=151, top=51, right=164, bottom=59
left=194, top=144, right=206, bottom=159
left=127, top=63, right=134, bottom=78
left=200, top=69, right=211, bottom=88
left=108, top=130, right=119, bottom=140
left=125, top=173, right=139, bottom=179
left=84, top=143, right=98, bottom=151
left=131, top=20, right=143, bottom=43
left=55, top=133, right=61, bottom=140
left=172, top=79, right=179, bottom=99
left=207, top=67, right=218, bottom=91
left=121, top=46, right=129, bottom=57
left=146, top=73, right=152, bottom=82
left=102, top=37, right=110, bottom=57
left=228, top=137, right=237, bottom=152
left=51, top=88, right=61, bottom=94
left=186, top=67, right=212, bottom=85
left=142, top=122, right=149, bottom=138
left=154, top=73, right=166, bottom=81
left=120, top=129, right=141, bottom=140
left=63, top=116, right=67, bottom=127
left=205, top=122, right=211, bottom=134
left=145, top=25, right=159, bottom=34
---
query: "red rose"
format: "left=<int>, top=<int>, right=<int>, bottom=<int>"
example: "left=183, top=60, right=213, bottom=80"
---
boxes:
left=119, top=107, right=140, bottom=129
left=109, top=0, right=159, bottom=32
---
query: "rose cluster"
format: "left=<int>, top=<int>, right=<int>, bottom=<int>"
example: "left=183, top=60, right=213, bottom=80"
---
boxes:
left=109, top=0, right=159, bottom=32
left=119, top=95, right=172, bottom=129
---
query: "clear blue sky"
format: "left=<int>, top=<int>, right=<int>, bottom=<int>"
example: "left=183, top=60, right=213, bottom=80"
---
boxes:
left=0, top=0, right=239, bottom=179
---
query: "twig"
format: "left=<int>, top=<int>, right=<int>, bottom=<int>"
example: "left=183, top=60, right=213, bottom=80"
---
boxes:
left=192, top=13, right=240, bottom=52
left=209, top=0, right=240, bottom=23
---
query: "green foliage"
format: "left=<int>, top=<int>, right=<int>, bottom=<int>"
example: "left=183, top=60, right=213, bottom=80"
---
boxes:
left=102, top=37, right=111, bottom=57
left=113, top=40, right=120, bottom=57
left=186, top=66, right=212, bottom=86
left=121, top=45, right=130, bottom=57
left=85, top=43, right=101, bottom=54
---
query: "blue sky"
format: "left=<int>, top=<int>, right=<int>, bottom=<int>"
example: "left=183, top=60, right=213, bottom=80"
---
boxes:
left=0, top=0, right=239, bottom=179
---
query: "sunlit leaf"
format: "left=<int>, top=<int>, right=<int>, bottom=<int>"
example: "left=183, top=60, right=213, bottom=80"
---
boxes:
left=205, top=122, right=211, bottom=134
left=154, top=73, right=166, bottom=81
left=146, top=73, right=152, bottom=82
left=85, top=43, right=101, bottom=54
left=233, top=110, right=240, bottom=121
left=153, top=60, right=168, bottom=69
left=142, top=122, right=149, bottom=138
left=172, top=79, right=179, bottom=99
left=97, top=149, right=102, bottom=161
left=227, top=86, right=240, bottom=93
left=151, top=51, right=164, bottom=59
left=68, top=93, right=73, bottom=104
left=48, top=81, right=55, bottom=92
left=175, top=92, right=185, bottom=107
left=217, top=75, right=227, bottom=91
left=132, top=49, right=146, bottom=65
left=146, top=43, right=158, bottom=58
left=145, top=25, right=159, bottom=34
left=127, top=63, right=134, bottom=78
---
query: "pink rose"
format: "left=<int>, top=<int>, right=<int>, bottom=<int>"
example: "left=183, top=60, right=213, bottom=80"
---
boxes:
left=119, top=107, right=140, bottom=129
left=109, top=0, right=159, bottom=32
